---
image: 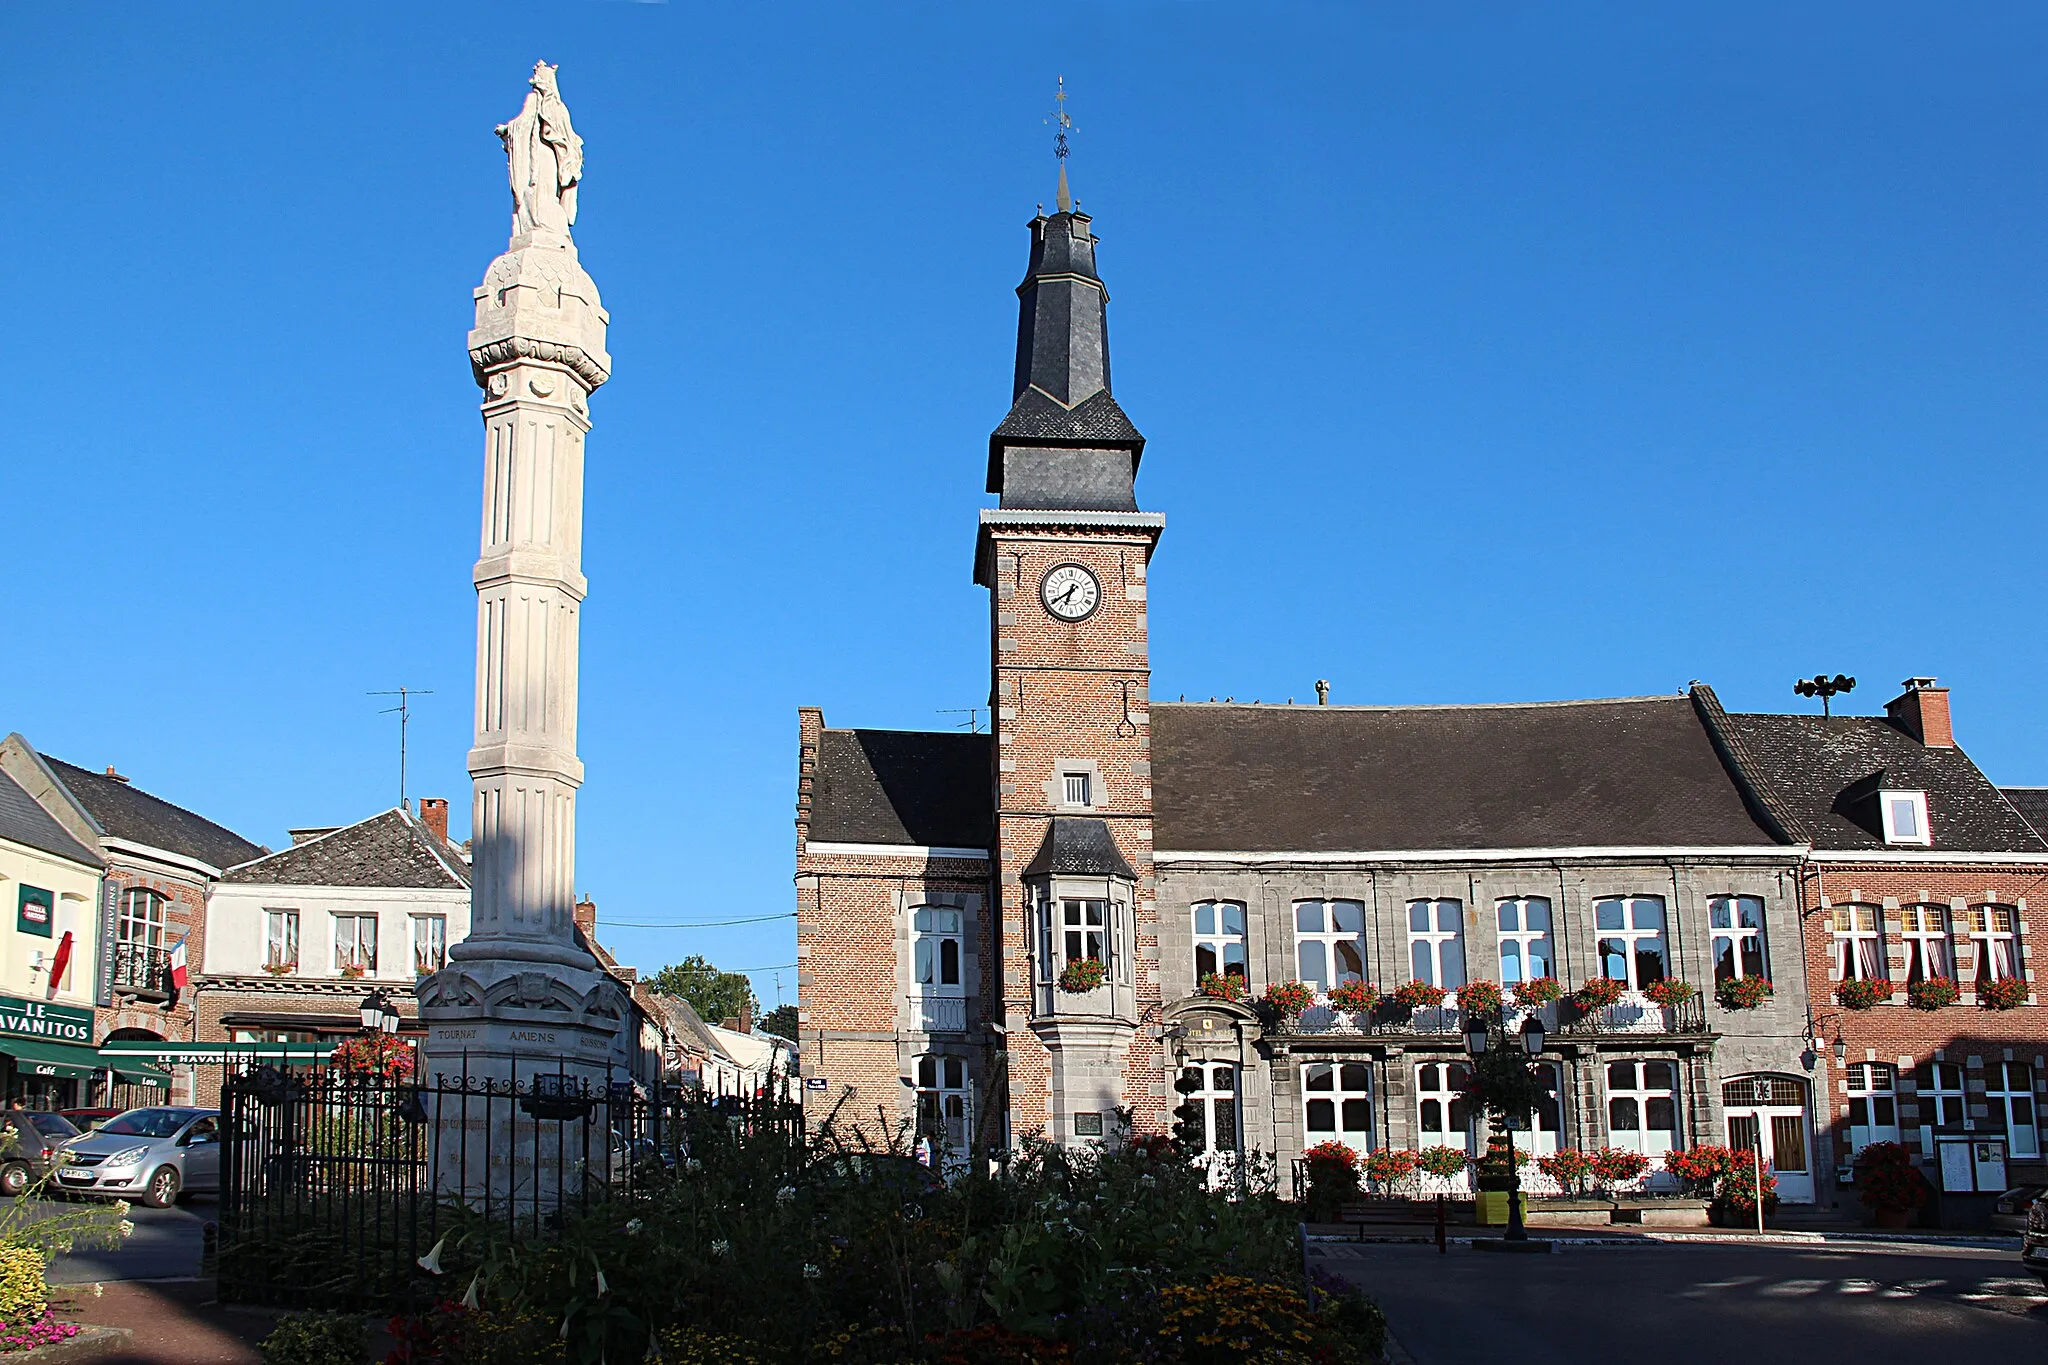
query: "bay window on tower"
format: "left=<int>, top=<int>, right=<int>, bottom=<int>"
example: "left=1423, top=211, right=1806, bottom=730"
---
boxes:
left=1025, top=818, right=1137, bottom=1017
left=114, top=888, right=168, bottom=992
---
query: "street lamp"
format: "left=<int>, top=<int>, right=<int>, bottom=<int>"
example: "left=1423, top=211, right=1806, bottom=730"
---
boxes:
left=1466, top=1009, right=1553, bottom=1253
left=359, top=989, right=400, bottom=1035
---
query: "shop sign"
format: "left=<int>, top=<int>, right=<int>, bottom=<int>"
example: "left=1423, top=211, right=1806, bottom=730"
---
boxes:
left=94, top=881, right=119, bottom=1008
left=98, top=1040, right=335, bottom=1065
left=16, top=887, right=53, bottom=940
left=0, top=995, right=92, bottom=1044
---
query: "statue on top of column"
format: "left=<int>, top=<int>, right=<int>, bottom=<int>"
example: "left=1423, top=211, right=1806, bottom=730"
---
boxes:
left=497, top=62, right=583, bottom=241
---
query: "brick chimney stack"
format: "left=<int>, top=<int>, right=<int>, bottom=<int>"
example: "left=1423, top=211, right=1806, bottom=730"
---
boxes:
left=1885, top=677, right=1954, bottom=748
left=418, top=798, right=450, bottom=843
left=573, top=895, right=598, bottom=938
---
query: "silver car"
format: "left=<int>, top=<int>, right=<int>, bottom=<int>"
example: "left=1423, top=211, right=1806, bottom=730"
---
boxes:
left=56, top=1107, right=220, bottom=1208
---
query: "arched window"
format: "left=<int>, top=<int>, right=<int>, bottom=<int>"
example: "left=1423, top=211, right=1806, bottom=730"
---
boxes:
left=1496, top=898, right=1553, bottom=985
left=1192, top=901, right=1247, bottom=985
left=1709, top=895, right=1768, bottom=983
left=1830, top=905, right=1885, bottom=981
left=1965, top=905, right=2020, bottom=983
left=1302, top=1061, right=1373, bottom=1153
left=1900, top=905, right=1953, bottom=983
left=1407, top=900, right=1466, bottom=989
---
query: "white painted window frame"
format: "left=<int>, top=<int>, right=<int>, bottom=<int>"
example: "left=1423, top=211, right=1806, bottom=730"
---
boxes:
left=1191, top=901, right=1248, bottom=984
left=1830, top=904, right=1887, bottom=981
left=263, top=908, right=299, bottom=972
left=1708, top=894, right=1769, bottom=983
left=1844, top=1063, right=1900, bottom=1153
left=1294, top=899, right=1367, bottom=994
left=1964, top=904, right=2020, bottom=983
left=1594, top=895, right=1669, bottom=990
left=1406, top=899, right=1467, bottom=990
left=1988, top=1062, right=2040, bottom=1159
left=1900, top=905, right=1954, bottom=983
left=1495, top=896, right=1554, bottom=985
left=1605, top=1059, right=1682, bottom=1158
left=1302, top=1060, right=1374, bottom=1153
left=1879, top=790, right=1932, bottom=846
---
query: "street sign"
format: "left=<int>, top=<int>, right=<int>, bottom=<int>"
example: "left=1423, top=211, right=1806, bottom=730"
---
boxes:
left=803, top=1076, right=828, bottom=1090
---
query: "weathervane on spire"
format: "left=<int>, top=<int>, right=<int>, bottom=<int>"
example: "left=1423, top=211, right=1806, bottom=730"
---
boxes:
left=1046, top=75, right=1074, bottom=213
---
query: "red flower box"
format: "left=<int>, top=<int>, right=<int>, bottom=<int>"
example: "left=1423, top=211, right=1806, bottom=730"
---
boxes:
left=1455, top=980, right=1503, bottom=1014
left=1263, top=980, right=1315, bottom=1017
left=1511, top=977, right=1562, bottom=1008
left=1392, top=979, right=1448, bottom=1011
left=1642, top=977, right=1697, bottom=1008
left=1573, top=977, right=1627, bottom=1010
left=1198, top=972, right=1247, bottom=1002
left=1906, top=977, right=1958, bottom=1011
left=1058, top=958, right=1107, bottom=993
left=1834, top=978, right=1893, bottom=1011
left=1326, top=980, right=1379, bottom=1013
left=1715, top=976, right=1773, bottom=1011
left=1978, top=976, right=2029, bottom=1011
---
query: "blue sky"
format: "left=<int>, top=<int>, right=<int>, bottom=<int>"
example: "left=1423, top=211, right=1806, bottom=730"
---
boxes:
left=11, top=4, right=2046, bottom=1005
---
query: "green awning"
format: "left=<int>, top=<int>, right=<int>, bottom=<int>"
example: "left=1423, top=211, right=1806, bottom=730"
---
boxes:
left=106, top=1061, right=171, bottom=1089
left=0, top=1039, right=103, bottom=1081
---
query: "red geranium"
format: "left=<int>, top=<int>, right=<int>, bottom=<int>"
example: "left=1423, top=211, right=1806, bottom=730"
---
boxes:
left=1536, top=1149, right=1593, bottom=1194
left=1197, top=972, right=1247, bottom=1002
left=1643, top=977, right=1697, bottom=1008
left=1573, top=977, right=1627, bottom=1010
left=1301, top=1139, right=1359, bottom=1172
left=1263, top=980, right=1315, bottom=1017
left=1392, top=979, right=1448, bottom=1011
left=1058, top=958, right=1107, bottom=993
left=1834, top=978, right=1894, bottom=1010
left=1855, top=1140, right=1930, bottom=1214
left=1588, top=1147, right=1650, bottom=1188
left=1327, top=980, right=1380, bottom=1013
left=1455, top=980, right=1503, bottom=1015
left=1907, top=977, right=1959, bottom=1011
left=1979, top=976, right=2029, bottom=1011
left=1716, top=976, right=1773, bottom=1011
left=1512, top=977, right=1562, bottom=1008
left=327, top=1032, right=415, bottom=1082
left=1363, top=1147, right=1421, bottom=1189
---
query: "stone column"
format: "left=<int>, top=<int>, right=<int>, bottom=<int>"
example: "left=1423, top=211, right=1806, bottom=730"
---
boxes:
left=419, top=65, right=630, bottom=1100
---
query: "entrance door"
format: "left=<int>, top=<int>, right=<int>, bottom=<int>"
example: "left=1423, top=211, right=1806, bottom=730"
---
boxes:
left=1723, top=1075, right=1814, bottom=1204
left=1180, top=1063, right=1240, bottom=1187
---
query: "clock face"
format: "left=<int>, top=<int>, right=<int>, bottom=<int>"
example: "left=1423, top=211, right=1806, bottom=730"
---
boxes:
left=1041, top=563, right=1101, bottom=621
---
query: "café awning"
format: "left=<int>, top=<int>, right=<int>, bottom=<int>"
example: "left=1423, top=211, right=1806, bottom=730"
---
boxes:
left=0, top=1038, right=105, bottom=1081
left=103, top=1060, right=172, bottom=1089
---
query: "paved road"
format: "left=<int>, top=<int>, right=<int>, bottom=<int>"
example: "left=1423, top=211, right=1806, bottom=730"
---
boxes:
left=1, top=1195, right=213, bottom=1283
left=1313, top=1239, right=2046, bottom=1363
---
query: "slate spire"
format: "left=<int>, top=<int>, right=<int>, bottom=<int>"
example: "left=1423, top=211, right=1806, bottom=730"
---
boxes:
left=987, top=189, right=1146, bottom=509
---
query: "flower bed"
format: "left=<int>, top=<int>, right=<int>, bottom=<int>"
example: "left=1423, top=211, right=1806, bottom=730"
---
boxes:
left=1834, top=978, right=1894, bottom=1010
left=1906, top=977, right=1959, bottom=1011
left=1535, top=1149, right=1593, bottom=1197
left=1511, top=976, right=1561, bottom=1008
left=1979, top=976, right=2029, bottom=1011
left=1715, top=976, right=1772, bottom=1010
left=1455, top=980, right=1503, bottom=1014
left=1057, top=958, right=1106, bottom=993
left=1197, top=972, right=1246, bottom=1002
left=1326, top=980, right=1379, bottom=1013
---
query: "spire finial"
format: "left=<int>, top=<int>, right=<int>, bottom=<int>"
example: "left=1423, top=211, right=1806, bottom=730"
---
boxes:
left=1047, top=75, right=1074, bottom=212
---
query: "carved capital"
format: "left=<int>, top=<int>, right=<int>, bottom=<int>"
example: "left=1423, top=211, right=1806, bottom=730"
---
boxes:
left=469, top=336, right=609, bottom=392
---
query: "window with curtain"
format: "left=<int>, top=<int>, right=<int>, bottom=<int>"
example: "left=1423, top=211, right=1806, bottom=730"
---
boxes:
left=1709, top=895, right=1768, bottom=982
left=411, top=915, right=448, bottom=975
left=1192, top=901, right=1248, bottom=984
left=1900, top=905, right=1953, bottom=983
left=263, top=909, right=299, bottom=971
left=1295, top=900, right=1366, bottom=993
left=1407, top=900, right=1466, bottom=990
left=1595, top=896, right=1669, bottom=989
left=333, top=913, right=378, bottom=972
left=1496, top=898, right=1554, bottom=985
left=1830, top=905, right=1887, bottom=982
left=913, top=906, right=964, bottom=993
left=1965, top=905, right=2019, bottom=983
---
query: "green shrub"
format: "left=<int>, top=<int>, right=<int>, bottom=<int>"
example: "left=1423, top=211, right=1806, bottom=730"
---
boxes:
left=258, top=1311, right=364, bottom=1365
left=0, top=1245, right=46, bottom=1324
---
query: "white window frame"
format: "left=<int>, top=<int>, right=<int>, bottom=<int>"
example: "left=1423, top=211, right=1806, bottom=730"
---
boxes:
left=1495, top=897, right=1554, bottom=986
left=1605, top=1059, right=1681, bottom=1158
left=1916, top=1061, right=1966, bottom=1152
left=264, top=909, right=299, bottom=972
left=912, top=905, right=965, bottom=995
left=1406, top=899, right=1466, bottom=990
left=1192, top=901, right=1247, bottom=984
left=913, top=1053, right=971, bottom=1147
left=1302, top=1061, right=1373, bottom=1153
left=1415, top=1061, right=1477, bottom=1155
left=1709, top=895, right=1769, bottom=983
left=333, top=913, right=378, bottom=973
left=1879, top=789, right=1932, bottom=846
left=1901, top=905, right=1954, bottom=983
left=1964, top=904, right=2020, bottom=984
left=1844, top=1063, right=1900, bottom=1153
left=1594, top=895, right=1669, bottom=990
left=1181, top=1062, right=1241, bottom=1158
left=1526, top=1062, right=1565, bottom=1158
left=1061, top=897, right=1107, bottom=969
left=1060, top=770, right=1093, bottom=809
left=411, top=914, right=448, bottom=976
left=119, top=888, right=166, bottom=948
left=1989, top=1062, right=2040, bottom=1159
left=1295, top=900, right=1366, bottom=994
left=1830, top=904, right=1887, bottom=982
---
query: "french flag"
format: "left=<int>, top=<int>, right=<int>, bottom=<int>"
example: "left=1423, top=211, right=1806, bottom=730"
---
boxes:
left=168, top=933, right=190, bottom=1005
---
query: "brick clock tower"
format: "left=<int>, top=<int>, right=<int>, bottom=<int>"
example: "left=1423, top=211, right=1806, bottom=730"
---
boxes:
left=974, top=181, right=1168, bottom=1147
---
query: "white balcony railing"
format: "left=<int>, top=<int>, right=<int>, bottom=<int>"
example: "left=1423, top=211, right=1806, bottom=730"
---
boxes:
left=911, top=994, right=967, bottom=1032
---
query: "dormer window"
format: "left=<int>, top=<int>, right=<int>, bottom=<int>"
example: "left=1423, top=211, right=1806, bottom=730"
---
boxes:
left=1880, top=790, right=1931, bottom=846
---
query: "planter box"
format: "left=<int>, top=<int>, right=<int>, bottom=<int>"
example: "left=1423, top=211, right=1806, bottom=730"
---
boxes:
left=1523, top=1198, right=1710, bottom=1228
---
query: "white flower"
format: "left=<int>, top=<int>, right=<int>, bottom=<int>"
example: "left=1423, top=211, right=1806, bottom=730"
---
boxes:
left=1138, top=1174, right=1156, bottom=1187
left=775, top=1185, right=796, bottom=1205
left=460, top=1273, right=480, bottom=1311
left=416, top=1236, right=448, bottom=1276
left=624, top=1218, right=644, bottom=1236
left=802, top=1264, right=821, bottom=1280
left=117, top=1221, right=135, bottom=1239
left=683, top=1158, right=704, bottom=1174
left=710, top=1239, right=731, bottom=1257
left=596, top=1267, right=610, bottom=1296
left=90, top=1285, right=103, bottom=1299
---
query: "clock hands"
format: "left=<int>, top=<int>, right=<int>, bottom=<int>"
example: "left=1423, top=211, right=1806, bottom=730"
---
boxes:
left=1051, top=583, right=1079, bottom=610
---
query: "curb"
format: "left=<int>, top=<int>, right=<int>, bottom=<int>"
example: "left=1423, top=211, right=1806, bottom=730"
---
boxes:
left=1310, top=1230, right=2024, bottom=1252
left=8, top=1327, right=134, bottom=1363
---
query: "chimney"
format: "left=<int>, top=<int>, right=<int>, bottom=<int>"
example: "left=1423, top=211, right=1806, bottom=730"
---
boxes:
left=1885, top=677, right=1953, bottom=748
left=573, top=894, right=597, bottom=938
left=721, top=1002, right=754, bottom=1034
left=418, top=798, right=450, bottom=843
left=103, top=766, right=129, bottom=784
left=1314, top=680, right=1330, bottom=706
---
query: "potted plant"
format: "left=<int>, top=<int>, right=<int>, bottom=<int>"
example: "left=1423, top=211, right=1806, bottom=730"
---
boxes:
left=1573, top=976, right=1626, bottom=1011
left=1197, top=972, right=1247, bottom=1002
left=1834, top=978, right=1893, bottom=1010
left=1663, top=1143, right=1737, bottom=1200
left=1416, top=1145, right=1469, bottom=1194
left=1363, top=1147, right=1420, bottom=1195
left=1058, top=958, right=1107, bottom=993
left=1907, top=977, right=1959, bottom=1011
left=1855, top=1140, right=1930, bottom=1229
left=1536, top=1148, right=1593, bottom=1199
left=1512, top=976, right=1562, bottom=1009
left=1391, top=979, right=1448, bottom=1012
left=1642, top=978, right=1697, bottom=1008
left=1715, top=976, right=1772, bottom=1010
left=1587, top=1146, right=1650, bottom=1198
left=1455, top=980, right=1503, bottom=1015
left=1326, top=980, right=1379, bottom=1014
left=339, top=963, right=368, bottom=980
left=261, top=961, right=297, bottom=977
left=1979, top=976, right=2029, bottom=1011
left=1300, top=1140, right=1360, bottom=1222
left=1262, top=980, right=1315, bottom=1019
left=1714, top=1158, right=1779, bottom=1226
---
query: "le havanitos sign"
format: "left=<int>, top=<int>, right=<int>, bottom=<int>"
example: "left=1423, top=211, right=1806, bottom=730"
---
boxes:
left=0, top=996, right=93, bottom=1045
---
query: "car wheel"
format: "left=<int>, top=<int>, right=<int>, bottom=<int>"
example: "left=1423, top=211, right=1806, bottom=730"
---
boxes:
left=142, top=1166, right=180, bottom=1210
left=0, top=1164, right=26, bottom=1198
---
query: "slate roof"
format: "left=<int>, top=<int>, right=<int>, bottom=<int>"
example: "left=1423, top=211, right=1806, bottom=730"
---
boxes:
left=1716, top=714, right=2048, bottom=854
left=992, top=388, right=1145, bottom=449
left=0, top=769, right=101, bottom=869
left=44, top=757, right=264, bottom=871
left=809, top=729, right=993, bottom=849
left=2002, top=788, right=2048, bottom=843
left=219, top=809, right=470, bottom=888
left=1022, top=817, right=1138, bottom=878
left=1151, top=696, right=1780, bottom=853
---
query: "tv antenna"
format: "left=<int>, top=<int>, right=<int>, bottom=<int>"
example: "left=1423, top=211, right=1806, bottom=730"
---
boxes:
left=938, top=707, right=986, bottom=734
left=1793, top=674, right=1855, bottom=718
left=369, top=687, right=434, bottom=808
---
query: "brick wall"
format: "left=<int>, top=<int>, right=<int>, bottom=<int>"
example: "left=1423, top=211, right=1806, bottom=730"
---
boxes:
left=95, top=858, right=209, bottom=1104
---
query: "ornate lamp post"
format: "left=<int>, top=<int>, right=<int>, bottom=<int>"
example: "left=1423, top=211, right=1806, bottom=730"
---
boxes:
left=1466, top=1010, right=1553, bottom=1253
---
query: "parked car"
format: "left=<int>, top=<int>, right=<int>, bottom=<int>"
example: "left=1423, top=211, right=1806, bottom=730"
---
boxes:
left=55, top=1108, right=220, bottom=1208
left=58, top=1109, right=122, bottom=1135
left=0, top=1112, right=83, bottom=1197
left=2023, top=1189, right=2048, bottom=1288
left=1991, top=1184, right=2047, bottom=1234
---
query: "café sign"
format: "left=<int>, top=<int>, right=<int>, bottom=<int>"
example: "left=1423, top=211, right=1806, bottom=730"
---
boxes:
left=0, top=995, right=93, bottom=1045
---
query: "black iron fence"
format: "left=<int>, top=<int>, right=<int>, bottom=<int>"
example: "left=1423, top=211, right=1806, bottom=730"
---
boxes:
left=109, top=940, right=173, bottom=996
left=217, top=1066, right=804, bottom=1310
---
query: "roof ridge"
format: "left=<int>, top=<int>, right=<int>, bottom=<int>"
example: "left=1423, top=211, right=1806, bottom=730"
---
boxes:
left=45, top=755, right=259, bottom=846
left=1153, top=694, right=1688, bottom=713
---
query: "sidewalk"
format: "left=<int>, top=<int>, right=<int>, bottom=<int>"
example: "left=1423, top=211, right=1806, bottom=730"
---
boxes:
left=47, top=1281, right=277, bottom=1365
left=1305, top=1219, right=2023, bottom=1252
